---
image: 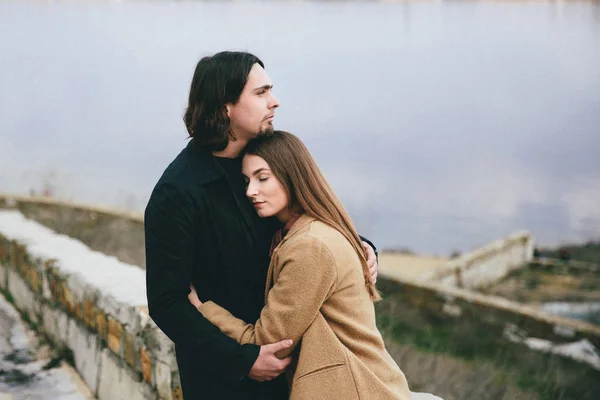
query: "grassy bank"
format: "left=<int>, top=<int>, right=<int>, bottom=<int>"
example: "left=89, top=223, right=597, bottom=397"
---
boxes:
left=375, top=278, right=600, bottom=400
left=537, top=241, right=600, bottom=265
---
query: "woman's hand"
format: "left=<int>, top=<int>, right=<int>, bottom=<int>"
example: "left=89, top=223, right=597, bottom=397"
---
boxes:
left=188, top=284, right=203, bottom=309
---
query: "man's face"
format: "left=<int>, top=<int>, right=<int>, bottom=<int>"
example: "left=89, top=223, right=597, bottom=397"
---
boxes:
left=226, top=63, right=280, bottom=141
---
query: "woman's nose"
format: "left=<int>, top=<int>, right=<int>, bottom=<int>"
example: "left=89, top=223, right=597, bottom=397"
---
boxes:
left=246, top=182, right=258, bottom=198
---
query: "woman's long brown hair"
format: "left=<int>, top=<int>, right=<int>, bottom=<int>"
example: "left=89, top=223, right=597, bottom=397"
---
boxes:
left=245, top=131, right=381, bottom=301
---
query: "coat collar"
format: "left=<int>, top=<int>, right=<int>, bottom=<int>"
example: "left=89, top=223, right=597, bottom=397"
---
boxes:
left=184, top=139, right=227, bottom=186
left=264, top=214, right=317, bottom=301
left=279, top=214, right=316, bottom=245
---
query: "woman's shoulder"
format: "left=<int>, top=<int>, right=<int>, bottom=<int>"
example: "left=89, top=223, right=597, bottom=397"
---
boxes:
left=287, top=220, right=354, bottom=257
left=307, top=219, right=344, bottom=240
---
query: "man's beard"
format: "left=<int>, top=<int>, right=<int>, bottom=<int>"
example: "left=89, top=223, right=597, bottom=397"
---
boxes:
left=257, top=124, right=275, bottom=138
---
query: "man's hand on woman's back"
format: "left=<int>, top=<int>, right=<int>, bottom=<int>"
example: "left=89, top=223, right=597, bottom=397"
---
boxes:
left=362, top=241, right=379, bottom=284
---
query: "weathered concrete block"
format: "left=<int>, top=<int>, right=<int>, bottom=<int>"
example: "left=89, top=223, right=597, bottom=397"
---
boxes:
left=141, top=322, right=176, bottom=367
left=97, top=294, right=147, bottom=333
left=124, top=331, right=137, bottom=369
left=96, top=309, right=108, bottom=339
left=97, top=349, right=155, bottom=400
left=0, top=262, right=8, bottom=289
left=83, top=298, right=97, bottom=330
left=171, top=374, right=183, bottom=400
left=0, top=238, right=9, bottom=262
left=41, top=268, right=52, bottom=300
left=23, top=262, right=43, bottom=294
left=108, top=317, right=124, bottom=355
left=74, top=299, right=84, bottom=321
left=40, top=304, right=70, bottom=347
left=7, top=269, right=39, bottom=323
left=154, top=361, right=173, bottom=400
left=140, top=345, right=152, bottom=385
left=68, top=318, right=103, bottom=395
left=11, top=243, right=26, bottom=272
left=61, top=283, right=75, bottom=314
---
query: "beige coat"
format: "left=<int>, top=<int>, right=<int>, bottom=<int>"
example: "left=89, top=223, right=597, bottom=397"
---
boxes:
left=198, top=214, right=411, bottom=400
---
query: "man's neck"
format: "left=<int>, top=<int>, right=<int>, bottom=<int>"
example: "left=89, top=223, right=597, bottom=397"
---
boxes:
left=212, top=138, right=249, bottom=159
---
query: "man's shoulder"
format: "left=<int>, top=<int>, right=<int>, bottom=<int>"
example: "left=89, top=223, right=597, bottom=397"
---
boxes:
left=146, top=146, right=202, bottom=208
left=153, top=141, right=224, bottom=191
left=155, top=147, right=195, bottom=189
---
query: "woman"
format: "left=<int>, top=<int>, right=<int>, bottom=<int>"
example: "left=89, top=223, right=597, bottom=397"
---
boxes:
left=191, top=131, right=412, bottom=399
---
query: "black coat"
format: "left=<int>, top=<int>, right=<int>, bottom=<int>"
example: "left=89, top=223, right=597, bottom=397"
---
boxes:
left=145, top=139, right=286, bottom=399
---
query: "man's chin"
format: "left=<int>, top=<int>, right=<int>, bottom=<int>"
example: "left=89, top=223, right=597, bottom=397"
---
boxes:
left=256, top=125, right=275, bottom=138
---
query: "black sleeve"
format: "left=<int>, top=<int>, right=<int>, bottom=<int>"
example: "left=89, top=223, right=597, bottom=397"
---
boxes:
left=359, top=235, right=379, bottom=260
left=144, top=184, right=259, bottom=381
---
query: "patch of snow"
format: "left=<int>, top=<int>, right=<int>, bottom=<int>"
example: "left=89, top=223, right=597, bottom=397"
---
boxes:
left=0, top=210, right=146, bottom=307
left=0, top=293, right=90, bottom=399
left=551, top=339, right=600, bottom=370
left=504, top=324, right=600, bottom=370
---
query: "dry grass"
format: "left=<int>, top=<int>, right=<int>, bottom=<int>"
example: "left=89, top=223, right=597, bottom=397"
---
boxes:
left=484, top=266, right=600, bottom=304
left=386, top=341, right=538, bottom=400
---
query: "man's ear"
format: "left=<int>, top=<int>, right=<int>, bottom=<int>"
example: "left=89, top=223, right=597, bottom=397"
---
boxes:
left=225, top=103, right=232, bottom=117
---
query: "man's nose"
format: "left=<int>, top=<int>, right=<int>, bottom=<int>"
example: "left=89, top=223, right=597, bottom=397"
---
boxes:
left=269, top=93, right=280, bottom=109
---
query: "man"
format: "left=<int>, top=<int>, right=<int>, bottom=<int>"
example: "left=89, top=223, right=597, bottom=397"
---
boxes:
left=145, top=51, right=378, bottom=399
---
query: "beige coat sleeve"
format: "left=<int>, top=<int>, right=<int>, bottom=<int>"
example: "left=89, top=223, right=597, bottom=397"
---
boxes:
left=198, top=235, right=337, bottom=358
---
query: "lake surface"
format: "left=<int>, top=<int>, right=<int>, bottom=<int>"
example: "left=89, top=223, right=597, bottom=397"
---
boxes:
left=542, top=301, right=600, bottom=325
left=1, top=0, right=599, bottom=255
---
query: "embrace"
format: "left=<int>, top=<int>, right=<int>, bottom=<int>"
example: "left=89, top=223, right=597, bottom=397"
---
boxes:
left=145, top=52, right=440, bottom=400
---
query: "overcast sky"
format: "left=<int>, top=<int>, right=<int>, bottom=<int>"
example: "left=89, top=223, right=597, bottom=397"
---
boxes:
left=1, top=1, right=599, bottom=254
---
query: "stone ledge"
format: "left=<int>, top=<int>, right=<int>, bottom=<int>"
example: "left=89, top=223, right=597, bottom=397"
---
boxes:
left=0, top=194, right=146, bottom=268
left=0, top=231, right=179, bottom=400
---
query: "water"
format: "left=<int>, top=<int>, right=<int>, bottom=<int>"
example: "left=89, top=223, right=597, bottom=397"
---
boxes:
left=542, top=301, right=600, bottom=325
left=1, top=0, right=599, bottom=255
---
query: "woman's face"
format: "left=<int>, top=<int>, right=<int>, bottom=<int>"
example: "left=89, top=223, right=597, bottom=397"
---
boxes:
left=242, top=154, right=292, bottom=223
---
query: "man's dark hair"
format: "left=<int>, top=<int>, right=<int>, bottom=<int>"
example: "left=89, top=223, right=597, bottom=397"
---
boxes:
left=183, top=51, right=264, bottom=151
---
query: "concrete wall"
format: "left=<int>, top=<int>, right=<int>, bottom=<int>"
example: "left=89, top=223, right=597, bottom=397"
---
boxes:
left=0, top=233, right=181, bottom=400
left=377, top=275, right=600, bottom=350
left=2, top=194, right=597, bottom=388
left=0, top=194, right=535, bottom=288
left=424, top=231, right=534, bottom=289
left=0, top=194, right=146, bottom=268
